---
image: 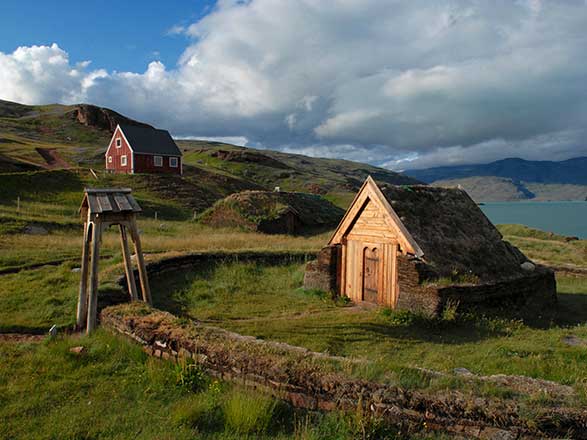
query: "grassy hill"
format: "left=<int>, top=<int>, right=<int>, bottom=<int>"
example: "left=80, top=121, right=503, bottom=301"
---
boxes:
left=199, top=190, right=345, bottom=234
left=0, top=99, right=418, bottom=213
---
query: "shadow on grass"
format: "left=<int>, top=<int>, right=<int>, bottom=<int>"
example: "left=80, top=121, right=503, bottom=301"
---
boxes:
left=555, top=292, right=587, bottom=326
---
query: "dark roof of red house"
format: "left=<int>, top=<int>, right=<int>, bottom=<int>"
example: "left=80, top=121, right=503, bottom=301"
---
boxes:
left=119, top=124, right=182, bottom=156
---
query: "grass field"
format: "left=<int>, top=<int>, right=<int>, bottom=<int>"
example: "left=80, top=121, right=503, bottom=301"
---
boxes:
left=149, top=260, right=587, bottom=391
left=2, top=331, right=424, bottom=439
left=1, top=174, right=586, bottom=437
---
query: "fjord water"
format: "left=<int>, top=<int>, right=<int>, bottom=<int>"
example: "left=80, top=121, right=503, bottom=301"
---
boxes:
left=481, top=201, right=587, bottom=239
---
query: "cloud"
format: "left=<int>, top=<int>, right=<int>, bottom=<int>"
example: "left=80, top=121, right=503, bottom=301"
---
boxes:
left=1, top=0, right=587, bottom=169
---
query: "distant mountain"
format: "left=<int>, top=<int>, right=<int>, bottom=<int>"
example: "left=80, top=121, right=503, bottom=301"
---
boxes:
left=406, top=157, right=587, bottom=185
left=404, top=157, right=587, bottom=202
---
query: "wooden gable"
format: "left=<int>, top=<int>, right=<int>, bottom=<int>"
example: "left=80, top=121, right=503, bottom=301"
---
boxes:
left=328, top=176, right=423, bottom=257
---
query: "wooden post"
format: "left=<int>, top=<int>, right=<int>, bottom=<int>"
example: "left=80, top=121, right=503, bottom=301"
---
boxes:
left=76, top=221, right=91, bottom=329
left=130, top=218, right=151, bottom=305
left=16, top=196, right=20, bottom=213
left=86, top=220, right=102, bottom=333
left=119, top=223, right=138, bottom=301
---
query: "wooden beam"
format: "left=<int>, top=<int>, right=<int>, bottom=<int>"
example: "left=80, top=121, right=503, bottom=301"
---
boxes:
left=130, top=218, right=152, bottom=305
left=119, top=224, right=138, bottom=301
left=86, top=221, right=102, bottom=334
left=76, top=221, right=91, bottom=330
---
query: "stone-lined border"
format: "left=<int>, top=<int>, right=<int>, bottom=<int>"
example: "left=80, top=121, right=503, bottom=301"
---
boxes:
left=102, top=303, right=587, bottom=440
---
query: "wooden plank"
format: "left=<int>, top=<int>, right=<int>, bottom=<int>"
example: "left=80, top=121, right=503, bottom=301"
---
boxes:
left=119, top=224, right=138, bottom=301
left=127, top=195, right=142, bottom=212
left=114, top=194, right=133, bottom=212
left=96, top=194, right=113, bottom=212
left=86, top=194, right=101, bottom=214
left=86, top=222, right=102, bottom=334
left=76, top=221, right=91, bottom=330
left=107, top=194, right=120, bottom=213
left=130, top=218, right=152, bottom=304
left=347, top=233, right=397, bottom=243
left=85, top=188, right=131, bottom=194
left=391, top=244, right=398, bottom=307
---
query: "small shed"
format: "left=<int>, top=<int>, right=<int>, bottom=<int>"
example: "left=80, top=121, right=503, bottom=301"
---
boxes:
left=304, top=177, right=556, bottom=315
left=77, top=188, right=151, bottom=333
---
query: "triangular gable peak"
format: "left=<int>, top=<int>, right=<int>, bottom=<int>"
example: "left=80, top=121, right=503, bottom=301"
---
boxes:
left=105, top=125, right=134, bottom=157
left=328, top=176, right=424, bottom=258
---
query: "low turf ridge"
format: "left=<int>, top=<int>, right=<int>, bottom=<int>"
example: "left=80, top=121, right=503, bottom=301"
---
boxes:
left=0, top=331, right=438, bottom=439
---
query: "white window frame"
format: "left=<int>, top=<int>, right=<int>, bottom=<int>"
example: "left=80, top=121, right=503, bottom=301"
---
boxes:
left=121, top=155, right=127, bottom=166
left=108, top=156, right=112, bottom=163
left=116, top=138, right=122, bottom=148
left=169, top=157, right=178, bottom=168
left=154, top=156, right=163, bottom=167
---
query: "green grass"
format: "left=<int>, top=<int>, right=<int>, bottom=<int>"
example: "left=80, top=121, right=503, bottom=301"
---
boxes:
left=498, top=224, right=587, bottom=267
left=0, top=330, right=422, bottom=439
left=150, top=260, right=587, bottom=393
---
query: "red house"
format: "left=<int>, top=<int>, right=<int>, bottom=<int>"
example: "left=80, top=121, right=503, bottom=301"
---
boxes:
left=105, top=124, right=182, bottom=175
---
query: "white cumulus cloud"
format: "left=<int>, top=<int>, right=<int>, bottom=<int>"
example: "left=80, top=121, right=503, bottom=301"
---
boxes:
left=1, top=0, right=587, bottom=169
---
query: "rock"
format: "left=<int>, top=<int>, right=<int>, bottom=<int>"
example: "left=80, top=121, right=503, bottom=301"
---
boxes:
left=562, top=335, right=587, bottom=347
left=564, top=236, right=579, bottom=242
left=520, top=261, right=535, bottom=272
left=72, top=104, right=152, bottom=132
left=71, top=267, right=81, bottom=273
left=69, top=346, right=87, bottom=355
left=453, top=367, right=473, bottom=376
left=24, top=225, right=48, bottom=235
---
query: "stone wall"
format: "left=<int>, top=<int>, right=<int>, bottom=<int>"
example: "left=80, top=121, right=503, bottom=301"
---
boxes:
left=396, top=254, right=444, bottom=315
left=398, top=258, right=557, bottom=316
left=101, top=303, right=587, bottom=439
left=437, top=266, right=557, bottom=312
left=304, top=249, right=557, bottom=317
left=303, top=245, right=340, bottom=293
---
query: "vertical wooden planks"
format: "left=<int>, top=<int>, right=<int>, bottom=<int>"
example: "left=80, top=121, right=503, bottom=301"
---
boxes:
left=76, top=221, right=91, bottom=330
left=130, top=217, right=152, bottom=305
left=391, top=243, right=398, bottom=307
left=119, top=223, right=138, bottom=301
left=86, top=221, right=102, bottom=333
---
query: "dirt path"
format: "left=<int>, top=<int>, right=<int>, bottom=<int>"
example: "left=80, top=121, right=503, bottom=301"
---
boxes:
left=35, top=147, right=71, bottom=169
left=0, top=333, right=45, bottom=343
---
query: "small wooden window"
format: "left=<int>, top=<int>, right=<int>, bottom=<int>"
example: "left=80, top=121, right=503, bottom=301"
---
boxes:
left=116, top=138, right=121, bottom=148
left=169, top=157, right=178, bottom=168
left=154, top=156, right=163, bottom=167
left=121, top=155, right=127, bottom=166
left=108, top=156, right=112, bottom=163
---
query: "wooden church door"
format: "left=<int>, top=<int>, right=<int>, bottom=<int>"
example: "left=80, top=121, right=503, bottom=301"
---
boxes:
left=362, top=247, right=379, bottom=303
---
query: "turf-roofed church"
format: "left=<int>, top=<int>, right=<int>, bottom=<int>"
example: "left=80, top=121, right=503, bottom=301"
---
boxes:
left=105, top=124, right=183, bottom=175
left=304, top=176, right=557, bottom=316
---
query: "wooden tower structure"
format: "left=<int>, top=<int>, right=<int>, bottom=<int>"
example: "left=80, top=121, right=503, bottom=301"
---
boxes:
left=77, top=188, right=151, bottom=333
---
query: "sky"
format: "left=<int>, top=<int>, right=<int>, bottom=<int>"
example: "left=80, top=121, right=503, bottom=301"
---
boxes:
left=0, top=0, right=586, bottom=170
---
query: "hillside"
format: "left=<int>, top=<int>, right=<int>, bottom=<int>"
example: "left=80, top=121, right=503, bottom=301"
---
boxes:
left=405, top=157, right=587, bottom=202
left=0, top=99, right=417, bottom=211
